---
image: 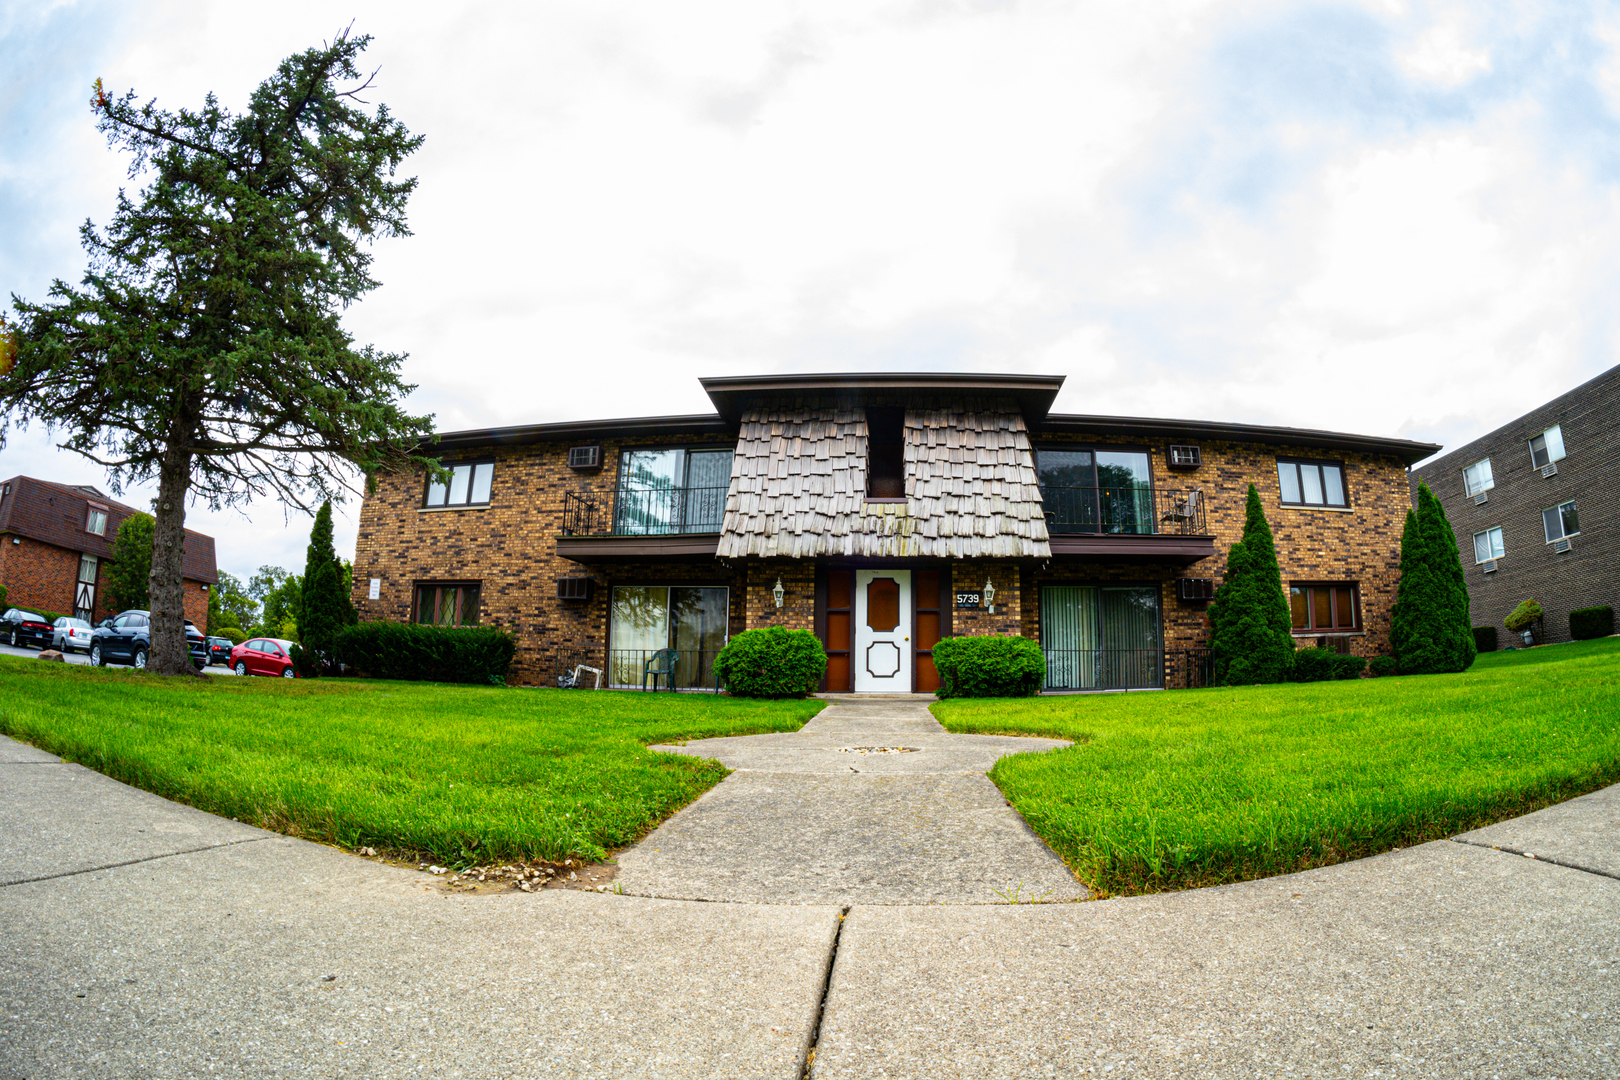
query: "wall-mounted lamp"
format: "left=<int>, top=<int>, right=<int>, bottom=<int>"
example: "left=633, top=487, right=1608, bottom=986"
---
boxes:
left=982, top=578, right=996, bottom=614
left=772, top=577, right=785, bottom=609
left=10, top=537, right=19, bottom=545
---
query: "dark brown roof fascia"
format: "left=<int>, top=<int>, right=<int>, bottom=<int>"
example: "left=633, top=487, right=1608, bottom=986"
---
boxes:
left=1037, top=415, right=1440, bottom=465
left=555, top=533, right=722, bottom=564
left=699, top=372, right=1066, bottom=426
left=424, top=414, right=733, bottom=452
left=1048, top=534, right=1218, bottom=565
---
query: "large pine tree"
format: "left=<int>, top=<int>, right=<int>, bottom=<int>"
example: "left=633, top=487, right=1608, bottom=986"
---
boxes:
left=1208, top=484, right=1296, bottom=685
left=1391, top=481, right=1476, bottom=673
left=295, top=499, right=356, bottom=674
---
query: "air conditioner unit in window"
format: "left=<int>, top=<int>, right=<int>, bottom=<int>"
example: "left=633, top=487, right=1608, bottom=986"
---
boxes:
left=1553, top=538, right=1572, bottom=554
left=1540, top=463, right=1558, bottom=478
left=567, top=445, right=602, bottom=470
left=1472, top=492, right=1489, bottom=506
left=1168, top=444, right=1202, bottom=469
left=556, top=577, right=593, bottom=601
left=1176, top=577, right=1215, bottom=602
left=1481, top=559, right=1498, bottom=574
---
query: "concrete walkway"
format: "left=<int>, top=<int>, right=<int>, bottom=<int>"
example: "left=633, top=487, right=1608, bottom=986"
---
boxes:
left=615, top=695, right=1083, bottom=905
left=3, top=730, right=1618, bottom=1078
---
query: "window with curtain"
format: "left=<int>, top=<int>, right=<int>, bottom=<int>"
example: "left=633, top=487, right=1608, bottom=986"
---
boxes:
left=1462, top=459, right=1494, bottom=497
left=414, top=583, right=480, bottom=626
left=1473, top=527, right=1505, bottom=563
left=1035, top=448, right=1154, bottom=534
left=1289, top=583, right=1359, bottom=632
left=1277, top=459, right=1348, bottom=508
left=1040, top=584, right=1162, bottom=690
left=614, top=448, right=733, bottom=534
left=609, top=586, right=729, bottom=688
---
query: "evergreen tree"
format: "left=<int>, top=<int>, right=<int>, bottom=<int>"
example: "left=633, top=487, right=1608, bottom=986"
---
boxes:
left=295, top=500, right=354, bottom=673
left=1392, top=482, right=1476, bottom=673
left=105, top=511, right=155, bottom=611
left=1208, top=484, right=1295, bottom=684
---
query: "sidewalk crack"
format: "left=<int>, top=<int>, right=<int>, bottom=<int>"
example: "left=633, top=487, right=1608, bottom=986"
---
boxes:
left=1449, top=838, right=1620, bottom=882
left=1, top=835, right=275, bottom=889
left=801, top=905, right=850, bottom=1079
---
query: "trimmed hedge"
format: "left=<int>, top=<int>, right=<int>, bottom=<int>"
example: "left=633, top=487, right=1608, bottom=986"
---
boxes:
left=1288, top=647, right=1367, bottom=683
left=214, top=626, right=246, bottom=645
left=714, top=626, right=827, bottom=698
left=1472, top=626, right=1498, bottom=653
left=1570, top=606, right=1614, bottom=641
left=931, top=635, right=1045, bottom=699
left=1504, top=599, right=1543, bottom=633
left=335, top=622, right=517, bottom=685
left=1367, top=655, right=1398, bottom=678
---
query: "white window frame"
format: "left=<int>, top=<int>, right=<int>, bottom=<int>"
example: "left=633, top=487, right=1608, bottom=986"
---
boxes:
left=85, top=505, right=108, bottom=535
left=1529, top=425, right=1566, bottom=469
left=1462, top=459, right=1494, bottom=497
left=1472, top=527, right=1504, bottom=563
left=1543, top=500, right=1579, bottom=544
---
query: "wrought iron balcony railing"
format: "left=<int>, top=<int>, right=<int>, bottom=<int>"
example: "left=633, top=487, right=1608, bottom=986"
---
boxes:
left=561, top=485, right=729, bottom=537
left=1038, top=485, right=1206, bottom=536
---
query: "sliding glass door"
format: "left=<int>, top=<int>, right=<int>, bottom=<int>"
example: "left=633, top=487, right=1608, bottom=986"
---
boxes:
left=609, top=586, right=729, bottom=688
left=1036, top=449, right=1154, bottom=534
left=1041, top=585, right=1162, bottom=690
left=614, top=448, right=733, bottom=534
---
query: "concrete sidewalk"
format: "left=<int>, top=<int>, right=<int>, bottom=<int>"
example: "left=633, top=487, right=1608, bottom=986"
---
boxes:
left=2, top=732, right=1617, bottom=1078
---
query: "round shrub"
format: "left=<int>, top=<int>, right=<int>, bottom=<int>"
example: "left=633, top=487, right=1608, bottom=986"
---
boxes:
left=1504, top=599, right=1544, bottom=633
left=1569, top=606, right=1614, bottom=641
left=215, top=626, right=246, bottom=645
left=715, top=627, right=827, bottom=698
left=931, top=635, right=1045, bottom=698
left=1472, top=626, right=1498, bottom=653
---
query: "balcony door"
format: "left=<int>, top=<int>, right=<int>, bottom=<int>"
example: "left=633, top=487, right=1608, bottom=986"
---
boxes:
left=1041, top=585, right=1162, bottom=690
left=1036, top=448, right=1154, bottom=534
left=615, top=448, right=733, bottom=535
left=854, top=570, right=912, bottom=693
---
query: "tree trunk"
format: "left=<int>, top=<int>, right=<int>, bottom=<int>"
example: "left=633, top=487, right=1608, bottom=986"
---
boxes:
left=149, top=443, right=197, bottom=675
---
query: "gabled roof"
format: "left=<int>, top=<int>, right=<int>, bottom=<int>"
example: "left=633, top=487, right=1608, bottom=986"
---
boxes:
left=0, top=476, right=219, bottom=584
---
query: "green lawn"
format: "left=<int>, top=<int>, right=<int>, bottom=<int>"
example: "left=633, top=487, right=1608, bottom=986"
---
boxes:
left=934, top=637, right=1620, bottom=896
left=0, top=659, right=822, bottom=866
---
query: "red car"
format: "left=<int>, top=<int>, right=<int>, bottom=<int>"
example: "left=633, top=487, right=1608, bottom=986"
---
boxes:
left=229, top=637, right=299, bottom=678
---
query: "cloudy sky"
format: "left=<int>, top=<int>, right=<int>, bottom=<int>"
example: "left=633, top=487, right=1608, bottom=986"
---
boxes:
left=4, top=0, right=1619, bottom=582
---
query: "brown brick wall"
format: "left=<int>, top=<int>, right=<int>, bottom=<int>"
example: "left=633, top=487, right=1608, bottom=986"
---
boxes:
left=950, top=561, right=1023, bottom=636
left=746, top=561, right=816, bottom=631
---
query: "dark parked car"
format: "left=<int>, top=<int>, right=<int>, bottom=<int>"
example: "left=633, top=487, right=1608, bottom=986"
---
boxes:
left=229, top=638, right=299, bottom=678
left=89, top=610, right=208, bottom=671
left=207, top=637, right=234, bottom=666
left=3, top=608, right=54, bottom=650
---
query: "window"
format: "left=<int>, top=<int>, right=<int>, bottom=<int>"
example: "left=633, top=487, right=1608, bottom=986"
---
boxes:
left=1277, top=459, right=1348, bottom=508
left=414, top=583, right=480, bottom=626
left=1289, top=583, right=1360, bottom=633
left=609, top=585, right=729, bottom=689
left=423, top=462, right=494, bottom=508
left=1041, top=585, right=1163, bottom=690
left=1462, top=459, right=1494, bottom=497
left=1035, top=447, right=1155, bottom=534
left=614, top=447, right=732, bottom=534
left=75, top=554, right=98, bottom=621
left=1473, top=527, right=1505, bottom=563
left=1529, top=425, right=1566, bottom=469
left=85, top=505, right=108, bottom=535
left=865, top=407, right=906, bottom=499
left=1543, top=501, right=1579, bottom=543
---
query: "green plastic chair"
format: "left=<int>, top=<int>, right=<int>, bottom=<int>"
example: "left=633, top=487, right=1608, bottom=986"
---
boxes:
left=643, top=648, right=679, bottom=691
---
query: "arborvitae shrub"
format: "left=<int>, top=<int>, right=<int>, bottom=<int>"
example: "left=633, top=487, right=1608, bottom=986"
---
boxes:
left=1472, top=626, right=1498, bottom=652
left=336, top=622, right=516, bottom=685
left=1570, top=606, right=1614, bottom=641
left=1504, top=599, right=1544, bottom=633
left=714, top=626, right=827, bottom=698
left=1391, top=482, right=1475, bottom=674
left=1368, top=655, right=1398, bottom=677
left=931, top=635, right=1046, bottom=698
left=1208, top=485, right=1295, bottom=685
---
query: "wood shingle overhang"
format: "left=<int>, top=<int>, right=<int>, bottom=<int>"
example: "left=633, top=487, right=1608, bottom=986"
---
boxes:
left=0, top=476, right=218, bottom=584
left=1036, top=414, right=1440, bottom=465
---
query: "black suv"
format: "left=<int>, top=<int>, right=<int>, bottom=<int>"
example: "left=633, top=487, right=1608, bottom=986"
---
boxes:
left=3, top=608, right=54, bottom=650
left=89, top=611, right=208, bottom=671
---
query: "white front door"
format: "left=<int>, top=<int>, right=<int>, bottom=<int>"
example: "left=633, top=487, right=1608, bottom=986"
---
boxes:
left=854, top=569, right=912, bottom=693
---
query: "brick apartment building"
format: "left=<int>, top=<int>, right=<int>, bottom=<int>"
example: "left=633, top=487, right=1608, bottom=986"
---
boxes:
left=1411, top=364, right=1620, bottom=647
left=352, top=373, right=1437, bottom=690
left=0, top=476, right=218, bottom=627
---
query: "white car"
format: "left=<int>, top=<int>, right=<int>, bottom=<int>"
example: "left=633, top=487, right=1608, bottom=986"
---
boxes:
left=52, top=617, right=95, bottom=654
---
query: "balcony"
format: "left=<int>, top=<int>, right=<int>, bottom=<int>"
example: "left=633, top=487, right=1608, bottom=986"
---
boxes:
left=557, top=486, right=729, bottom=563
left=1039, top=485, right=1215, bottom=564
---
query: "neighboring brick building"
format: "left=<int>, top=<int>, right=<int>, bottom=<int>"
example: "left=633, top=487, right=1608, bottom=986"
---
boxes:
left=0, top=476, right=218, bottom=628
left=1411, top=364, right=1620, bottom=647
left=352, top=373, right=1436, bottom=690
